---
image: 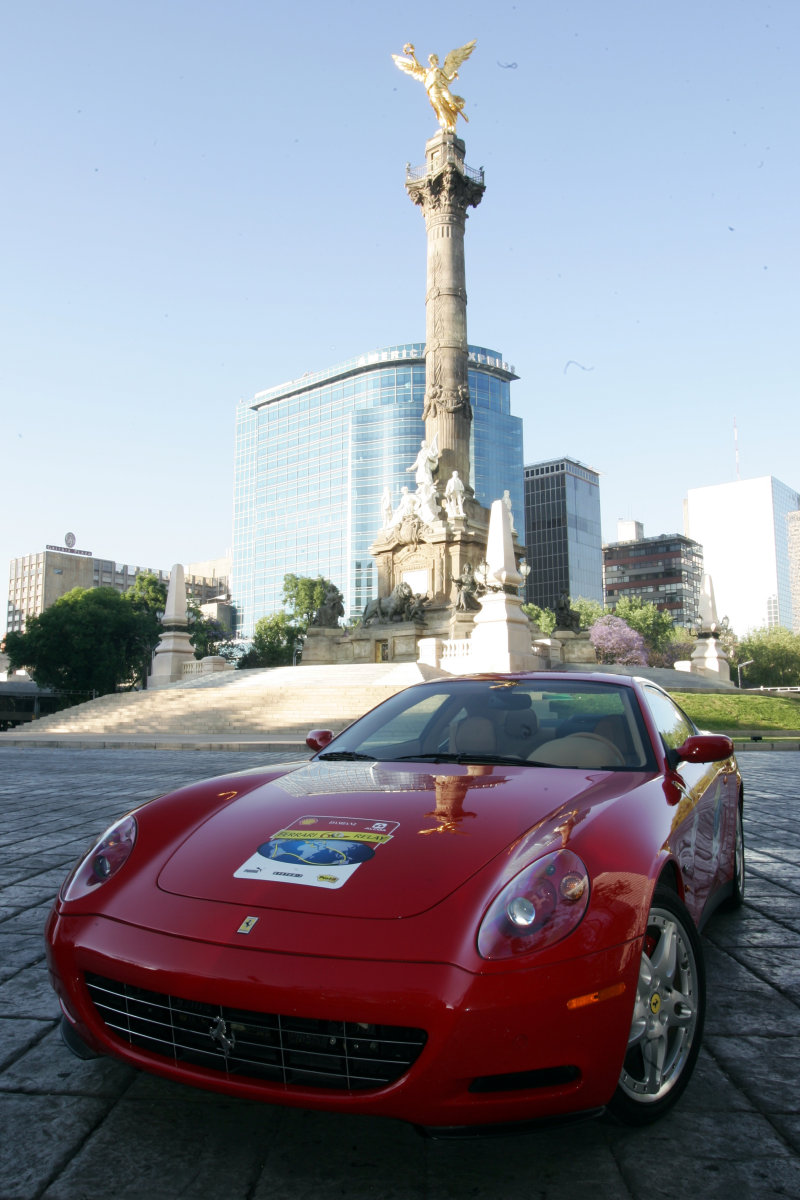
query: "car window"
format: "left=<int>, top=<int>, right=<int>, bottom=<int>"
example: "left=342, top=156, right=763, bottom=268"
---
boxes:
left=643, top=687, right=695, bottom=751
left=346, top=692, right=454, bottom=754
left=324, top=679, right=656, bottom=769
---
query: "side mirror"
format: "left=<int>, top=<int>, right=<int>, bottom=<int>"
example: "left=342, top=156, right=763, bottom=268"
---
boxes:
left=306, top=729, right=334, bottom=752
left=673, top=733, right=734, bottom=765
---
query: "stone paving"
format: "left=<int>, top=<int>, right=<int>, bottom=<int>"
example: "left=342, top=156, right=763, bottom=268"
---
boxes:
left=0, top=747, right=798, bottom=1199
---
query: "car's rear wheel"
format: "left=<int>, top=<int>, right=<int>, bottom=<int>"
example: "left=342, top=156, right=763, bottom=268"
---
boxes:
left=608, top=888, right=705, bottom=1125
left=724, top=802, right=745, bottom=909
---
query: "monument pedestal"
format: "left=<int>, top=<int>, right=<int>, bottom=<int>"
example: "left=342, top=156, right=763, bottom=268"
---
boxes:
left=674, top=635, right=731, bottom=683
left=551, top=630, right=597, bottom=664
left=302, top=622, right=426, bottom=666
left=469, top=590, right=542, bottom=673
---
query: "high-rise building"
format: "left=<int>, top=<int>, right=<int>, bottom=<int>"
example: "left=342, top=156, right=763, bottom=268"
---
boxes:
left=684, top=476, right=800, bottom=634
left=602, top=523, right=703, bottom=628
left=522, top=458, right=603, bottom=611
left=6, top=543, right=228, bottom=635
left=786, top=510, right=800, bottom=636
left=232, top=343, right=523, bottom=637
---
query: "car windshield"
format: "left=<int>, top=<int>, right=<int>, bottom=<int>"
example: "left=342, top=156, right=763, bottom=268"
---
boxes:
left=316, top=678, right=656, bottom=771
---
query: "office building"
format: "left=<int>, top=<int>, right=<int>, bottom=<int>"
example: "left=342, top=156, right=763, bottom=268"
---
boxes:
left=6, top=543, right=229, bottom=635
left=232, top=343, right=524, bottom=636
left=522, top=458, right=603, bottom=611
left=603, top=523, right=703, bottom=628
left=786, top=510, right=800, bottom=636
left=684, top=476, right=800, bottom=634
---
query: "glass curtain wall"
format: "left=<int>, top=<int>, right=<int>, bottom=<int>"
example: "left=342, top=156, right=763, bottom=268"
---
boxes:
left=233, top=344, right=522, bottom=636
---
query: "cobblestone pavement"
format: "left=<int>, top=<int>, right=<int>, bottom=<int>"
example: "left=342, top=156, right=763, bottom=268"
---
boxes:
left=1, top=748, right=799, bottom=1200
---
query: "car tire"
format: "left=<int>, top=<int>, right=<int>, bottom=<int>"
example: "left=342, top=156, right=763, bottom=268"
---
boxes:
left=608, top=887, right=705, bottom=1125
left=723, top=802, right=745, bottom=910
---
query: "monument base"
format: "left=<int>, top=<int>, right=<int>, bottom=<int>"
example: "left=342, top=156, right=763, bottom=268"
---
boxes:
left=468, top=590, right=542, bottom=674
left=551, top=630, right=597, bottom=664
left=150, top=629, right=196, bottom=688
left=301, top=622, right=426, bottom=666
left=674, top=636, right=731, bottom=684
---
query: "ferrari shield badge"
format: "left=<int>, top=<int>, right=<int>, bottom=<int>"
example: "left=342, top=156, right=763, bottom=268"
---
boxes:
left=234, top=815, right=399, bottom=889
left=236, top=916, right=259, bottom=935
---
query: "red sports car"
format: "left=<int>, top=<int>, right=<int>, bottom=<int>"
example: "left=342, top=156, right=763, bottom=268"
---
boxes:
left=46, top=672, right=744, bottom=1130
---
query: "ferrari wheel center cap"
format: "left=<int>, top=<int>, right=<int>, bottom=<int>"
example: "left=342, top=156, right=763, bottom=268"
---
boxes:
left=649, top=992, right=662, bottom=1015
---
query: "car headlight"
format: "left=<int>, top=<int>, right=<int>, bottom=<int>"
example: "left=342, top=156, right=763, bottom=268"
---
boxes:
left=477, top=848, right=590, bottom=960
left=60, top=814, right=138, bottom=903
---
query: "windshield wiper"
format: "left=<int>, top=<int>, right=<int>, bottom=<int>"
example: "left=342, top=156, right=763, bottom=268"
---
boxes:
left=389, top=752, right=529, bottom=766
left=316, top=750, right=376, bottom=762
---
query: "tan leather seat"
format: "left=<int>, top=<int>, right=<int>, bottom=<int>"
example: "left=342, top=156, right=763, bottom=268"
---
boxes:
left=500, top=708, right=539, bottom=756
left=451, top=715, right=497, bottom=755
left=528, top=732, right=624, bottom=768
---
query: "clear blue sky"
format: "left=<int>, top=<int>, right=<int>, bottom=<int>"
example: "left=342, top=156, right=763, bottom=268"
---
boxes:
left=3, top=0, right=798, bottom=623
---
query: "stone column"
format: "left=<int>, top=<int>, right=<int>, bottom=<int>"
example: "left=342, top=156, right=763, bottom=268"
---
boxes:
left=406, top=131, right=485, bottom=494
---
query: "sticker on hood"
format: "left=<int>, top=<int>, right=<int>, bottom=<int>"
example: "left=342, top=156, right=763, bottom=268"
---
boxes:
left=234, top=815, right=400, bottom=889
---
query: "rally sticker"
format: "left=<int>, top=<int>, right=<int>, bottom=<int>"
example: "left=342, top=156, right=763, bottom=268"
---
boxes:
left=234, top=815, right=399, bottom=889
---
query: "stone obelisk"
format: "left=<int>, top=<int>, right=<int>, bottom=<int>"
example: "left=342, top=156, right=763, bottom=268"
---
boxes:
left=149, top=564, right=196, bottom=687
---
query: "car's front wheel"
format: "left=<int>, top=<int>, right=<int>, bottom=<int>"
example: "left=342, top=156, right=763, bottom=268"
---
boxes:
left=608, top=888, right=705, bottom=1125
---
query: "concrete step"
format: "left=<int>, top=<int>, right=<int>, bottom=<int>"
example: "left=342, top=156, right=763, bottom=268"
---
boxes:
left=8, top=663, right=444, bottom=738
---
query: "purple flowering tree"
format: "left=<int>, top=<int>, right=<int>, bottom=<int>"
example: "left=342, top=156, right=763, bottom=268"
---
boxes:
left=589, top=616, right=649, bottom=666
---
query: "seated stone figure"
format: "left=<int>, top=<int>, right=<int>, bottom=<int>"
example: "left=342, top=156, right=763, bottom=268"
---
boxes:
left=554, top=592, right=581, bottom=634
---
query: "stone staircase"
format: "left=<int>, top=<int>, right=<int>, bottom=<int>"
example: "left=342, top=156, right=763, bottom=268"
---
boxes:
left=2, top=663, right=444, bottom=741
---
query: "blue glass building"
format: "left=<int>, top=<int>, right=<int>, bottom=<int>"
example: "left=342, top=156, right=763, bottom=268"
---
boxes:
left=523, top=458, right=604, bottom=611
left=233, top=343, right=523, bottom=636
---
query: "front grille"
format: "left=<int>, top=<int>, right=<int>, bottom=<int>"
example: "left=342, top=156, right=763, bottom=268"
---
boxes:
left=85, top=973, right=427, bottom=1091
left=469, top=1065, right=580, bottom=1093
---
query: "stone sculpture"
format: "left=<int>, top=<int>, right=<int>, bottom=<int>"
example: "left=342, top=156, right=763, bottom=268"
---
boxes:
left=361, top=582, right=414, bottom=625
left=311, top=585, right=344, bottom=629
left=444, top=470, right=466, bottom=519
left=407, top=437, right=439, bottom=489
left=454, top=562, right=481, bottom=611
left=502, top=489, right=516, bottom=534
left=554, top=592, right=581, bottom=634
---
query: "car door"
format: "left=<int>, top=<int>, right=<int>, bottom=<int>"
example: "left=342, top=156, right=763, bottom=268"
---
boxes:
left=642, top=686, right=727, bottom=920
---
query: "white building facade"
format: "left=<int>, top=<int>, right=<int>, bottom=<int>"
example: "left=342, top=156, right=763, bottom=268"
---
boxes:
left=684, top=476, right=800, bottom=635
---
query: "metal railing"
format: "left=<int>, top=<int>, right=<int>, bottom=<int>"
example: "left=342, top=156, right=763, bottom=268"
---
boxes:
left=406, top=158, right=484, bottom=185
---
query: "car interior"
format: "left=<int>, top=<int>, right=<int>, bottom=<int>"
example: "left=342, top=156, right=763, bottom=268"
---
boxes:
left=342, top=681, right=656, bottom=771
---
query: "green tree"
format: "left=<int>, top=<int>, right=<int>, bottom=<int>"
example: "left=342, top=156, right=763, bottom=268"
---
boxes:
left=656, top=626, right=698, bottom=669
left=281, top=574, right=336, bottom=625
left=123, top=572, right=168, bottom=685
left=238, top=612, right=304, bottom=668
left=733, top=626, right=800, bottom=688
left=613, top=596, right=675, bottom=656
left=186, top=601, right=226, bottom=660
left=522, top=596, right=604, bottom=635
left=522, top=603, right=556, bottom=635
left=5, top=587, right=158, bottom=697
left=125, top=572, right=168, bottom=614
left=572, top=596, right=605, bottom=630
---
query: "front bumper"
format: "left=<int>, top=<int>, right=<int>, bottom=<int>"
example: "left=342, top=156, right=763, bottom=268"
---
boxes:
left=46, top=908, right=640, bottom=1128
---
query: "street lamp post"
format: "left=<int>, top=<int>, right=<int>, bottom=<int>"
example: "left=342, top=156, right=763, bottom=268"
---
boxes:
left=737, top=659, right=754, bottom=689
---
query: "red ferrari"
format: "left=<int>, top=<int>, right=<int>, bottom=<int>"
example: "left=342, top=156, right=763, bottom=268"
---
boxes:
left=46, top=672, right=744, bottom=1130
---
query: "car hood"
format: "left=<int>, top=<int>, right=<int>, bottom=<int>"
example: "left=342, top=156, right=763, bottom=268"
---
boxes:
left=157, top=759, right=635, bottom=919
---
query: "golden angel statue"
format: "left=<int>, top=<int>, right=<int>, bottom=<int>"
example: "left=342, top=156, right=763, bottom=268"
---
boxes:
left=392, top=41, right=477, bottom=133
